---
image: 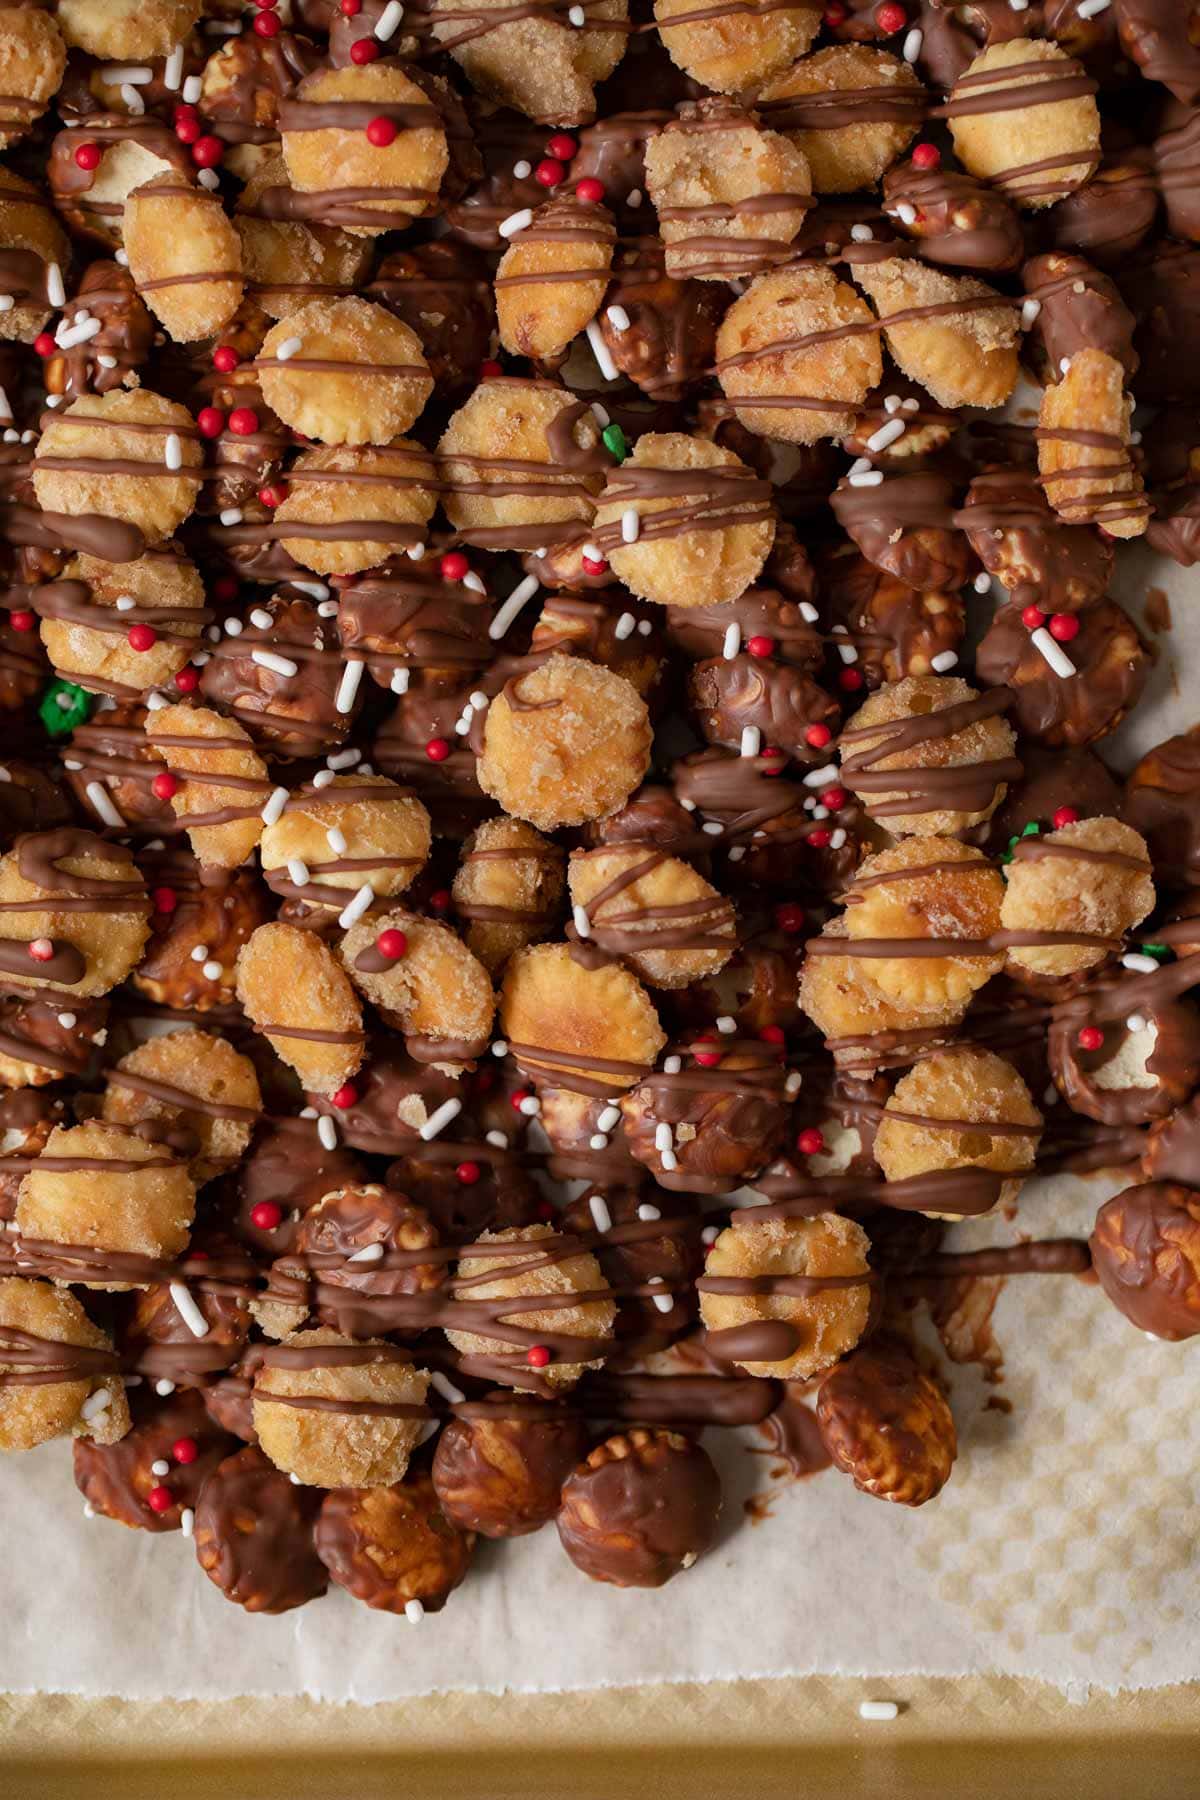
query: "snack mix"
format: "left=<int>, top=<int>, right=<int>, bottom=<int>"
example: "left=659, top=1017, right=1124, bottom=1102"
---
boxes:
left=1, top=0, right=1199, bottom=1622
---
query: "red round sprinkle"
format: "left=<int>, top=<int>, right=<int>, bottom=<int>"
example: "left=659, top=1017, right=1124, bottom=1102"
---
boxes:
left=760, top=746, right=786, bottom=776
left=823, top=2, right=847, bottom=21
left=227, top=406, right=259, bottom=437
left=875, top=1, right=906, bottom=31
left=479, top=359, right=502, bottom=378
left=1048, top=611, right=1080, bottom=642
left=693, top=1034, right=723, bottom=1069
left=747, top=634, right=776, bottom=658
left=366, top=115, right=398, bottom=148
left=808, top=828, right=833, bottom=848
left=911, top=143, right=940, bottom=171
left=341, top=0, right=362, bottom=12
left=253, top=10, right=282, bottom=34
left=1052, top=806, right=1080, bottom=829
left=546, top=133, right=577, bottom=160
left=526, top=1345, right=551, bottom=1368
left=191, top=135, right=225, bottom=169
left=1021, top=604, right=1046, bottom=630
left=581, top=555, right=607, bottom=575
left=212, top=345, right=239, bottom=373
left=510, top=1088, right=532, bottom=1112
left=535, top=157, right=565, bottom=188
left=804, top=723, right=832, bottom=749
left=146, top=1486, right=173, bottom=1514
left=775, top=902, right=805, bottom=934
left=425, top=737, right=450, bottom=762
left=797, top=1127, right=826, bottom=1156
left=428, top=888, right=451, bottom=914
left=350, top=36, right=379, bottom=62
left=440, top=551, right=468, bottom=581
left=838, top=667, right=863, bottom=692
left=127, top=623, right=157, bottom=652
left=254, top=0, right=279, bottom=8
left=196, top=406, right=225, bottom=438
left=212, top=575, right=239, bottom=603
left=759, top=1025, right=786, bottom=1045
left=9, top=609, right=35, bottom=632
left=34, top=333, right=56, bottom=359
left=376, top=928, right=408, bottom=960
left=331, top=1083, right=359, bottom=1110
left=74, top=142, right=101, bottom=171
left=27, top=939, right=55, bottom=964
left=174, top=113, right=201, bottom=145
left=152, top=886, right=178, bottom=915
left=250, top=1201, right=283, bottom=1231
left=258, top=483, right=287, bottom=509
left=1077, top=1026, right=1104, bottom=1053
left=822, top=787, right=848, bottom=812
left=575, top=177, right=604, bottom=204
left=456, top=1161, right=482, bottom=1185
left=171, top=1437, right=199, bottom=1465
left=151, top=772, right=179, bottom=801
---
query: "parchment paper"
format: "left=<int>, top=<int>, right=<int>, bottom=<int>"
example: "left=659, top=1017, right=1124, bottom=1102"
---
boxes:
left=0, top=543, right=1196, bottom=1705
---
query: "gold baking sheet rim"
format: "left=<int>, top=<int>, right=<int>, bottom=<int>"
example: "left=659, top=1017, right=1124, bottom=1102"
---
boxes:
left=4, top=1675, right=1200, bottom=1800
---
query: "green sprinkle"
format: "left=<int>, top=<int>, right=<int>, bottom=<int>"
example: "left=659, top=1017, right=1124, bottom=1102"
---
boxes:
left=1002, top=820, right=1041, bottom=864
left=602, top=422, right=628, bottom=463
left=1138, top=943, right=1171, bottom=959
left=39, top=680, right=92, bottom=739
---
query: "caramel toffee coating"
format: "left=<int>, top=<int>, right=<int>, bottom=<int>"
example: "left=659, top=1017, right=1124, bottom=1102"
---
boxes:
left=194, top=1445, right=328, bottom=1614
left=433, top=1397, right=587, bottom=1537
left=557, top=1427, right=721, bottom=1587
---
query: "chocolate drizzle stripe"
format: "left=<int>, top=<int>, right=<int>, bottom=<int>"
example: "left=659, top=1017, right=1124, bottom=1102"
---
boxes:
left=932, top=62, right=1099, bottom=121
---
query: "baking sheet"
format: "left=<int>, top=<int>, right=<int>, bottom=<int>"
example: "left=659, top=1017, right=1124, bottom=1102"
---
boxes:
left=1, top=541, right=1197, bottom=1706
